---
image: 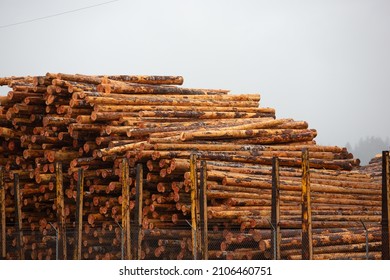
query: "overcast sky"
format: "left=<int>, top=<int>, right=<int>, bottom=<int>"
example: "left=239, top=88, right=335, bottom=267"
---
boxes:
left=0, top=0, right=389, bottom=151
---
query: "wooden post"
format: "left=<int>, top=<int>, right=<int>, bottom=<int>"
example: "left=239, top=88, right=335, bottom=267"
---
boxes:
left=0, top=167, right=6, bottom=259
left=190, top=153, right=198, bottom=260
left=56, top=162, right=67, bottom=260
left=135, top=163, right=143, bottom=260
left=73, top=168, right=84, bottom=260
left=121, top=158, right=131, bottom=260
left=382, top=151, right=390, bottom=260
left=13, top=173, right=24, bottom=260
left=271, top=157, right=281, bottom=260
left=301, top=149, right=313, bottom=260
left=199, top=160, right=208, bottom=260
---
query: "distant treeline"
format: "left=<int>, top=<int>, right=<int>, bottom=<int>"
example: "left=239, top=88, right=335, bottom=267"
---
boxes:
left=347, top=136, right=390, bottom=166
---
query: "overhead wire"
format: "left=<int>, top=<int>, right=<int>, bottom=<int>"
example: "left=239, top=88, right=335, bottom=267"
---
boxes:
left=0, top=0, right=121, bottom=29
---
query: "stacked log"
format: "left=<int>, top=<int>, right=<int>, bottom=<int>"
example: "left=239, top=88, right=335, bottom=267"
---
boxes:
left=360, top=154, right=383, bottom=179
left=0, top=73, right=382, bottom=260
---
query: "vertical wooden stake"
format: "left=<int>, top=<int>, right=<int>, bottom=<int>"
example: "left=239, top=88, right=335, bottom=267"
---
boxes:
left=271, top=157, right=281, bottom=260
left=382, top=151, right=390, bottom=260
left=13, top=173, right=24, bottom=260
left=135, top=163, right=143, bottom=260
left=301, top=149, right=313, bottom=260
left=0, top=167, right=6, bottom=259
left=199, top=160, right=208, bottom=260
left=56, top=162, right=67, bottom=260
left=121, top=158, right=131, bottom=260
left=190, top=153, right=198, bottom=260
left=73, top=168, right=84, bottom=260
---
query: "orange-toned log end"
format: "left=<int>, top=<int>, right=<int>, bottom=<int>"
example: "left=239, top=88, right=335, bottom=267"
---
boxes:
left=179, top=132, right=188, bottom=141
left=48, top=164, right=55, bottom=173
left=38, top=185, right=46, bottom=193
left=90, top=112, right=98, bottom=122
left=160, top=168, right=167, bottom=178
left=151, top=211, right=158, bottom=219
left=88, top=214, right=96, bottom=225
left=15, top=156, right=23, bottom=166
left=46, top=151, right=55, bottom=163
left=65, top=189, right=73, bottom=199
left=147, top=160, right=154, bottom=171
left=171, top=183, right=179, bottom=193
left=258, top=240, right=269, bottom=252
left=172, top=214, right=179, bottom=224
left=157, top=182, right=165, bottom=193
left=46, top=95, right=56, bottom=105
left=130, top=201, right=135, bottom=210
left=7, top=141, right=16, bottom=151
left=93, top=197, right=100, bottom=207
left=35, top=175, right=42, bottom=184
left=142, top=206, right=150, bottom=216
left=146, top=173, right=154, bottom=182
left=99, top=206, right=108, bottom=215
left=42, top=164, right=49, bottom=173
left=220, top=241, right=228, bottom=251
left=154, top=247, right=163, bottom=258
left=169, top=159, right=176, bottom=170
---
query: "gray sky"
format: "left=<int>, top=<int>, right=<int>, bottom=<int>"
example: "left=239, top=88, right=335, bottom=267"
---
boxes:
left=0, top=0, right=389, bottom=150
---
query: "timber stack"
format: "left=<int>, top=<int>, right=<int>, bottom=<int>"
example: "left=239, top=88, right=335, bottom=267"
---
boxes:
left=0, top=73, right=382, bottom=260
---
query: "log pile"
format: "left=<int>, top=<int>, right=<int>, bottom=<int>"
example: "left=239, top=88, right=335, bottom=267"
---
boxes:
left=360, top=154, right=383, bottom=179
left=0, top=73, right=382, bottom=260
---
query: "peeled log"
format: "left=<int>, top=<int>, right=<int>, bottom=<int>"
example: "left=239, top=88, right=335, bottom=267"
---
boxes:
left=105, top=75, right=184, bottom=85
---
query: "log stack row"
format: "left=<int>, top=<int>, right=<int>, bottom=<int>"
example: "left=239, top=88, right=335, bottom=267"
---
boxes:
left=0, top=73, right=382, bottom=260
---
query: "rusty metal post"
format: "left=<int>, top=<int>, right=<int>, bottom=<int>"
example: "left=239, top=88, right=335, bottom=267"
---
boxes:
left=301, top=149, right=313, bottom=260
left=271, top=157, right=281, bottom=260
left=121, top=158, right=131, bottom=260
left=199, top=160, right=208, bottom=260
left=73, top=168, right=84, bottom=260
left=135, top=163, right=143, bottom=260
left=382, top=151, right=390, bottom=259
left=56, top=162, right=67, bottom=260
left=0, top=167, right=6, bottom=259
left=13, top=173, right=24, bottom=260
left=190, top=153, right=198, bottom=260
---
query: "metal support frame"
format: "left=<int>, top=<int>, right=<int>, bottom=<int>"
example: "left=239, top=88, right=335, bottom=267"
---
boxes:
left=56, top=162, right=67, bottom=260
left=190, top=153, right=198, bottom=260
left=271, top=157, right=281, bottom=260
left=0, top=167, right=6, bottom=259
left=301, top=149, right=313, bottom=260
left=382, top=151, right=390, bottom=259
left=121, top=158, right=131, bottom=260
left=135, top=163, right=143, bottom=260
left=199, top=160, right=208, bottom=260
left=14, top=173, right=24, bottom=260
left=73, top=168, right=84, bottom=260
